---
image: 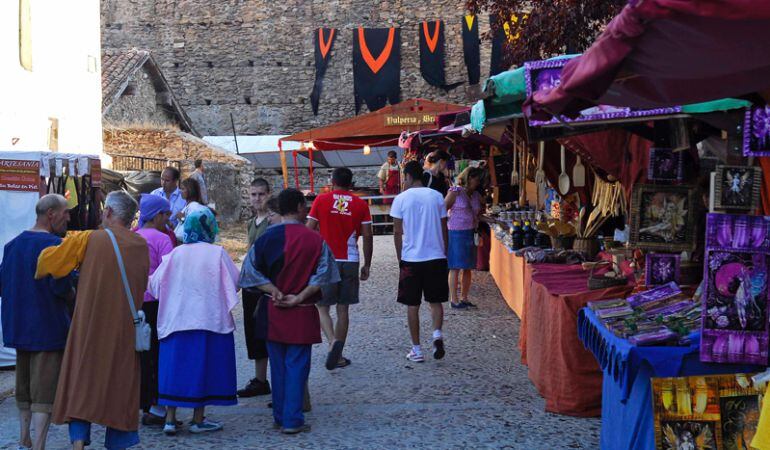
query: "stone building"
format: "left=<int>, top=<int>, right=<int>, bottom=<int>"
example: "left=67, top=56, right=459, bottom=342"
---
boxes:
left=101, top=48, right=254, bottom=222
left=100, top=1, right=492, bottom=136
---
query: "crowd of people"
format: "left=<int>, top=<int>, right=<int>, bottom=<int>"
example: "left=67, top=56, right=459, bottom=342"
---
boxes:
left=0, top=152, right=487, bottom=449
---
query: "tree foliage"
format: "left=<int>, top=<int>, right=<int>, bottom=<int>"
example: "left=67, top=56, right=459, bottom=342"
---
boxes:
left=467, top=0, right=625, bottom=68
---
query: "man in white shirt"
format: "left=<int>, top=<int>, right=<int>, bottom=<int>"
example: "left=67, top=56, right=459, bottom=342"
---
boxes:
left=150, top=167, right=186, bottom=227
left=390, top=160, right=449, bottom=363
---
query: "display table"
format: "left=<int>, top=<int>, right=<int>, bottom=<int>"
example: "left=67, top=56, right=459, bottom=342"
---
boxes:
left=521, top=264, right=633, bottom=417
left=578, top=308, right=763, bottom=449
left=488, top=235, right=527, bottom=318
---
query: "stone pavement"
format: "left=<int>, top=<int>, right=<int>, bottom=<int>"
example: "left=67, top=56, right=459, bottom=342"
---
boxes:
left=0, top=235, right=600, bottom=449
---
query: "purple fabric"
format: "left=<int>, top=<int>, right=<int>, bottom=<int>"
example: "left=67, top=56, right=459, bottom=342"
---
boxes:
left=138, top=194, right=171, bottom=228
left=447, top=186, right=481, bottom=231
left=135, top=228, right=174, bottom=302
left=525, top=0, right=770, bottom=119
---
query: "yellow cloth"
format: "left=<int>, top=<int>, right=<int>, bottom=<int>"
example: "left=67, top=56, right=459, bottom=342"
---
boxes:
left=752, top=384, right=770, bottom=449
left=35, top=230, right=93, bottom=279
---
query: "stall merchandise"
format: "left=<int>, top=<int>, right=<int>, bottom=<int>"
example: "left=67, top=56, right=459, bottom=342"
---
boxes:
left=646, top=253, right=681, bottom=286
left=713, top=165, right=762, bottom=212
left=630, top=184, right=697, bottom=252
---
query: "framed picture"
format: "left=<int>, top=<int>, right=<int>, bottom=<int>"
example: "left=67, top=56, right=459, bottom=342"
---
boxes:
left=630, top=184, right=697, bottom=251
left=646, top=254, right=681, bottom=286
left=700, top=249, right=769, bottom=365
left=524, top=57, right=681, bottom=127
left=743, top=105, right=770, bottom=156
left=705, top=213, right=770, bottom=250
left=714, top=165, right=762, bottom=212
left=648, top=147, right=683, bottom=182
left=652, top=374, right=763, bottom=450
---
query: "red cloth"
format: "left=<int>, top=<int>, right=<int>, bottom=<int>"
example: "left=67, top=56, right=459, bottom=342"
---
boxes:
left=525, top=0, right=770, bottom=119
left=519, top=263, right=633, bottom=417
left=760, top=157, right=770, bottom=215
left=308, top=190, right=372, bottom=261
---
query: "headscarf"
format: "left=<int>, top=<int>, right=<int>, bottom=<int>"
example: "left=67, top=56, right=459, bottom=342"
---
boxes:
left=183, top=208, right=218, bottom=244
left=138, top=194, right=171, bottom=228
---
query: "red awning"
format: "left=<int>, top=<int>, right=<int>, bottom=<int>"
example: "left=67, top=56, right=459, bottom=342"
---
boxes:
left=281, top=98, right=465, bottom=151
left=525, top=0, right=770, bottom=121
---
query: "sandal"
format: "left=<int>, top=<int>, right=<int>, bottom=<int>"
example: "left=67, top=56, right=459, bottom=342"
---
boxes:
left=325, top=341, right=344, bottom=370
left=336, top=357, right=352, bottom=368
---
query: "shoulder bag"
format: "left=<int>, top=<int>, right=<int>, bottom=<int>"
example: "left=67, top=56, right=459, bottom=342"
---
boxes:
left=105, top=228, right=151, bottom=352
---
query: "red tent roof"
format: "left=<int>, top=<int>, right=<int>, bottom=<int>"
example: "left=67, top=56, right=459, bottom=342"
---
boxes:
left=281, top=98, right=466, bottom=150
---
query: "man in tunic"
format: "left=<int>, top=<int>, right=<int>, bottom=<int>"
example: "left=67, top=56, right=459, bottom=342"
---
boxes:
left=239, top=188, right=339, bottom=434
left=35, top=191, right=149, bottom=450
left=1, top=194, right=73, bottom=450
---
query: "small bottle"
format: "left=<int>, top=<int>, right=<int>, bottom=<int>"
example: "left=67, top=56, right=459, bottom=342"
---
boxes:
left=523, top=221, right=535, bottom=247
left=511, top=221, right=524, bottom=250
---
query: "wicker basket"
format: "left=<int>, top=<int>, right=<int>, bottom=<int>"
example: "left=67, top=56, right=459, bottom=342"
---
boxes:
left=574, top=237, right=600, bottom=259
left=588, top=261, right=628, bottom=290
left=550, top=235, right=575, bottom=250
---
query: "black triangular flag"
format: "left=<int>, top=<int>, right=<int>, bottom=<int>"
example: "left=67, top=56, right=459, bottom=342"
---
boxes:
left=310, top=28, right=337, bottom=115
left=353, top=27, right=401, bottom=113
left=419, top=20, right=462, bottom=91
left=462, top=15, right=480, bottom=85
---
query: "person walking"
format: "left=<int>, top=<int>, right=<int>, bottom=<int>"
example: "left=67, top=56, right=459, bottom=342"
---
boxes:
left=391, top=161, right=449, bottom=363
left=422, top=150, right=451, bottom=197
left=445, top=167, right=484, bottom=309
left=189, top=159, right=209, bottom=205
left=377, top=150, right=400, bottom=204
left=238, top=178, right=273, bottom=398
left=148, top=208, right=240, bottom=435
left=1, top=194, right=74, bottom=450
left=240, top=189, right=339, bottom=434
left=35, top=191, right=149, bottom=450
left=151, top=166, right=186, bottom=227
left=307, top=167, right=373, bottom=370
left=134, top=194, right=175, bottom=426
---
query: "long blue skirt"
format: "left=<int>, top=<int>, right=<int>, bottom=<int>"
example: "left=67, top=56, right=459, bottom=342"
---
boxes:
left=448, top=229, right=477, bottom=270
left=158, top=330, right=237, bottom=408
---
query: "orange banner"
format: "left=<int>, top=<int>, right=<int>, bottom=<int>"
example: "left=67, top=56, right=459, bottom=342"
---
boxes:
left=0, top=159, right=40, bottom=192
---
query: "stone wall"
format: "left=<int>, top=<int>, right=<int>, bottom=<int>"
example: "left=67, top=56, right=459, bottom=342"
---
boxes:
left=248, top=166, right=381, bottom=194
left=103, top=128, right=253, bottom=222
left=104, top=65, right=178, bottom=127
left=101, top=1, right=493, bottom=136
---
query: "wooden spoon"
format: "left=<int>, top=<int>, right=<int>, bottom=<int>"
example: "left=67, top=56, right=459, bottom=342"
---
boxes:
left=558, top=145, right=570, bottom=195
left=573, top=155, right=586, bottom=187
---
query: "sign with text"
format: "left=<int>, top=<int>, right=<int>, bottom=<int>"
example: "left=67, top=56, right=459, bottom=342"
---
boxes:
left=0, top=159, right=40, bottom=192
left=90, top=159, right=102, bottom=187
left=383, top=113, right=436, bottom=127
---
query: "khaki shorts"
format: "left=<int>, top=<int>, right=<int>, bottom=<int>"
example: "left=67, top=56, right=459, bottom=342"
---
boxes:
left=15, top=350, right=64, bottom=413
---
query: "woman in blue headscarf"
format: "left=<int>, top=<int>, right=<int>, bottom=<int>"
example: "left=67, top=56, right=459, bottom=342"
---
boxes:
left=148, top=209, right=240, bottom=436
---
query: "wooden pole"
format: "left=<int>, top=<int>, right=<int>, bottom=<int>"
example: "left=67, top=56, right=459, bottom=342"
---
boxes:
left=278, top=140, right=289, bottom=188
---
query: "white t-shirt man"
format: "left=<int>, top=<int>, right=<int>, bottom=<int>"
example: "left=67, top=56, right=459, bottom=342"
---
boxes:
left=390, top=187, right=447, bottom=262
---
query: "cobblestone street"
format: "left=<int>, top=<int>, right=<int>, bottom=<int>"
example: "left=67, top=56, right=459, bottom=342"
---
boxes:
left=0, top=235, right=600, bottom=449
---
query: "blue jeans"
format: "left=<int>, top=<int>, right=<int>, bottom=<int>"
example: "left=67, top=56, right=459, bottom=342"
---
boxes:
left=266, top=341, right=311, bottom=429
left=68, top=420, right=139, bottom=450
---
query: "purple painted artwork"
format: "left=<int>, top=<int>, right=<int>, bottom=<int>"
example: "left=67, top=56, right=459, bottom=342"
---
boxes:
left=700, top=250, right=769, bottom=365
left=627, top=282, right=682, bottom=308
left=646, top=254, right=681, bottom=286
left=648, top=148, right=683, bottom=182
left=714, top=165, right=762, bottom=212
left=705, top=214, right=770, bottom=250
left=524, top=57, right=682, bottom=127
left=743, top=105, right=770, bottom=157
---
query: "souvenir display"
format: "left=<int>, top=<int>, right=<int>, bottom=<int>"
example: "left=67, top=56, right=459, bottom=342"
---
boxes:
left=646, top=253, right=681, bottom=286
left=743, top=104, right=770, bottom=157
left=652, top=374, right=762, bottom=450
left=713, top=165, right=762, bottom=212
left=648, top=147, right=683, bottom=182
left=630, top=184, right=696, bottom=252
left=705, top=213, right=770, bottom=250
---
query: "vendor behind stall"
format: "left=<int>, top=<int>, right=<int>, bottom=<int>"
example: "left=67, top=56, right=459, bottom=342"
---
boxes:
left=377, top=151, right=401, bottom=204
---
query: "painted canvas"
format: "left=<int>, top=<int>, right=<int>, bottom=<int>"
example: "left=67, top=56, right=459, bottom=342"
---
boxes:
left=705, top=214, right=770, bottom=251
left=648, top=148, right=683, bottom=182
left=652, top=374, right=763, bottom=450
left=714, top=165, right=762, bottom=212
left=646, top=254, right=681, bottom=286
left=630, top=185, right=696, bottom=251
left=743, top=105, right=770, bottom=156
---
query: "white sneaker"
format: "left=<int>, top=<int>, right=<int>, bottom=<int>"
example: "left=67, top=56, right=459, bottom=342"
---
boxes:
left=190, top=420, right=223, bottom=433
left=163, top=423, right=177, bottom=436
left=406, top=350, right=425, bottom=362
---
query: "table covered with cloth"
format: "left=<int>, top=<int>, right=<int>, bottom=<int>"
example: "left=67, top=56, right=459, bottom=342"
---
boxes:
left=578, top=307, right=763, bottom=449
left=520, top=263, right=633, bottom=416
left=489, top=235, right=528, bottom=318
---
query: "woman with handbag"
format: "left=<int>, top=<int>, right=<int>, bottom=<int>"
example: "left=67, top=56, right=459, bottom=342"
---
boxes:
left=148, top=208, right=240, bottom=435
left=445, top=167, right=485, bottom=309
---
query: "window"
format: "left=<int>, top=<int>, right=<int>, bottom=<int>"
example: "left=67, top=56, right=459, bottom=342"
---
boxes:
left=19, top=0, right=33, bottom=71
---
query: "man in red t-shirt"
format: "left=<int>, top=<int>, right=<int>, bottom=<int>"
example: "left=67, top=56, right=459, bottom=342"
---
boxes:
left=307, top=167, right=373, bottom=370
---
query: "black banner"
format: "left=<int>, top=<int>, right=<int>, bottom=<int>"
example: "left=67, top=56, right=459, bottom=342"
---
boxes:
left=419, top=20, right=462, bottom=91
left=353, top=27, right=401, bottom=113
left=489, top=14, right=507, bottom=76
left=310, top=27, right=337, bottom=115
left=462, top=15, right=480, bottom=85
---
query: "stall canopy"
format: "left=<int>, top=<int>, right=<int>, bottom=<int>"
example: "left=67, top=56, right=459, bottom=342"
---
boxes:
left=202, top=135, right=308, bottom=169
left=524, top=0, right=770, bottom=121
left=281, top=98, right=465, bottom=151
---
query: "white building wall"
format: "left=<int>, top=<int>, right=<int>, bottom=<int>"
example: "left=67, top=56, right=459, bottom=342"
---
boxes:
left=0, top=0, right=103, bottom=154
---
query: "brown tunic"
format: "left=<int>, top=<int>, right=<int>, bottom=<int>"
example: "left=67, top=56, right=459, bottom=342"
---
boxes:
left=52, top=228, right=149, bottom=431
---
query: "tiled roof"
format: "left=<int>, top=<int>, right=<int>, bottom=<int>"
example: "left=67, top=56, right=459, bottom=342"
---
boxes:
left=101, top=48, right=150, bottom=111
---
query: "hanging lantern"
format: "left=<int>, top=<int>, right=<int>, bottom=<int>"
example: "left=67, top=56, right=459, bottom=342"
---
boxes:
left=363, top=145, right=371, bottom=155
left=307, top=141, right=316, bottom=150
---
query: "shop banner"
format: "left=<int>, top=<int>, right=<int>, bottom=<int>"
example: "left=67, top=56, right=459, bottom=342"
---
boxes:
left=462, top=15, right=480, bottom=85
left=353, top=27, right=401, bottom=113
left=418, top=20, right=461, bottom=91
left=0, top=159, right=40, bottom=192
left=525, top=57, right=682, bottom=127
left=310, top=27, right=337, bottom=116
left=90, top=159, right=102, bottom=187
